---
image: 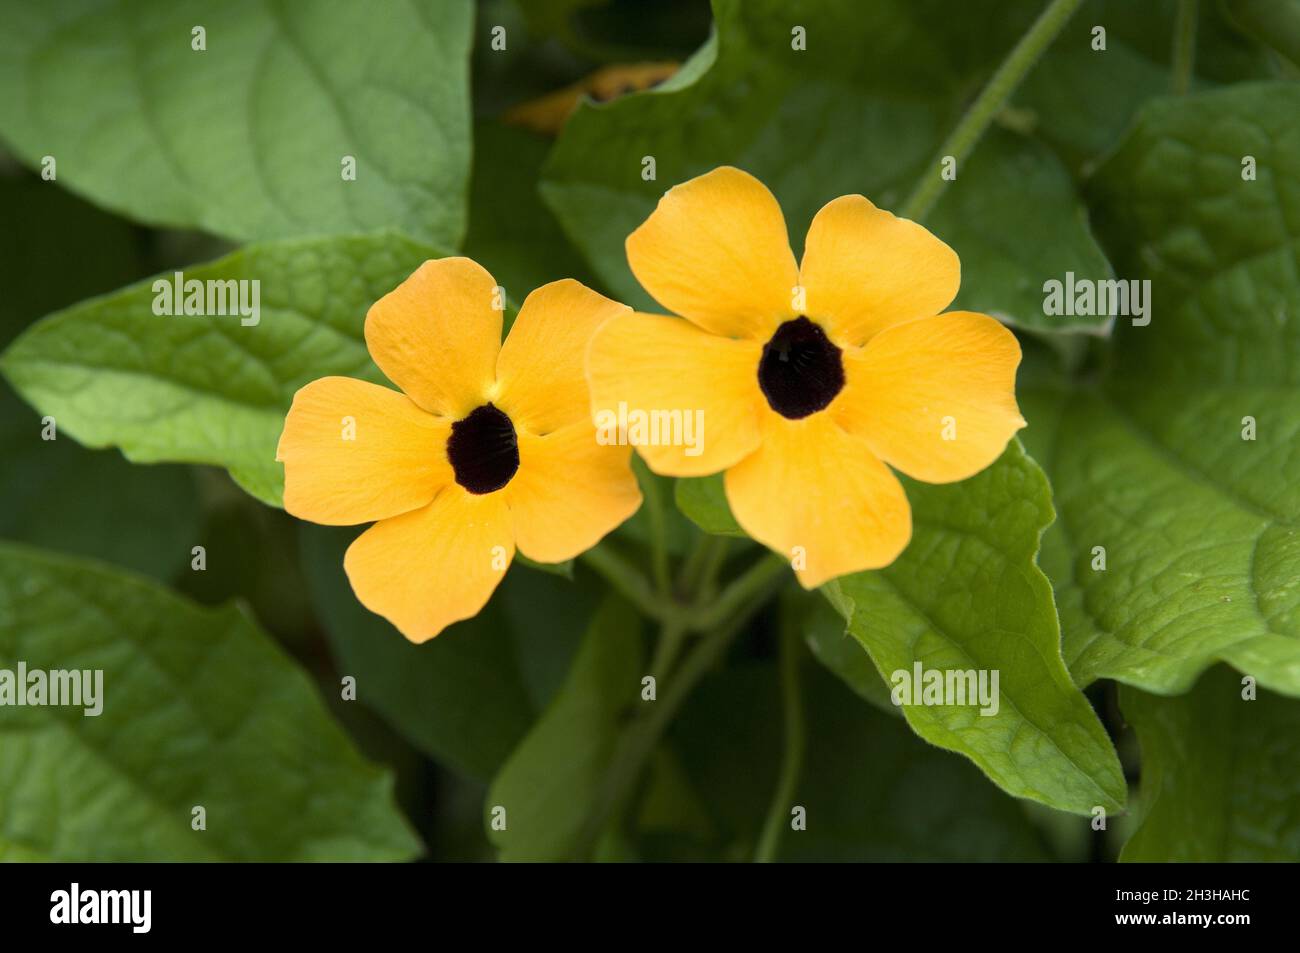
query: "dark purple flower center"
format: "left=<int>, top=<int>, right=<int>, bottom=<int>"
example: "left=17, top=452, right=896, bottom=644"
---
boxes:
left=757, top=317, right=845, bottom=419
left=447, top=403, right=519, bottom=494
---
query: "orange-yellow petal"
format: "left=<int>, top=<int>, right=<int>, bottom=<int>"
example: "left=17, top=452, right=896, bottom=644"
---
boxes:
left=343, top=486, right=514, bottom=643
left=364, top=257, right=502, bottom=418
left=626, top=166, right=798, bottom=339
left=833, top=311, right=1025, bottom=484
left=586, top=311, right=763, bottom=477
left=724, top=410, right=911, bottom=588
left=799, top=195, right=959, bottom=347
left=276, top=376, right=451, bottom=525
left=495, top=279, right=630, bottom=435
left=505, top=421, right=642, bottom=563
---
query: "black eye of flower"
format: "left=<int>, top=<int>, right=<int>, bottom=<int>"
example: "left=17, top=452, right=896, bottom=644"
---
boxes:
left=757, top=316, right=845, bottom=419
left=447, top=403, right=519, bottom=494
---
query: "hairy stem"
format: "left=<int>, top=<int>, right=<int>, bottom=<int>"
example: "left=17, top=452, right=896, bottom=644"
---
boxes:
left=1172, top=0, right=1198, bottom=94
left=901, top=0, right=1084, bottom=221
left=754, top=607, right=806, bottom=863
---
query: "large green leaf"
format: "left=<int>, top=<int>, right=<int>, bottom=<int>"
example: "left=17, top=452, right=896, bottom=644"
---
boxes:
left=0, top=232, right=439, bottom=506
left=0, top=0, right=472, bottom=247
left=0, top=386, right=199, bottom=581
left=0, top=173, right=202, bottom=580
left=800, top=592, right=899, bottom=718
left=1120, top=665, right=1300, bottom=861
left=486, top=596, right=645, bottom=861
left=1019, top=82, right=1300, bottom=697
left=540, top=0, right=1112, bottom=332
left=668, top=661, right=1052, bottom=861
left=300, top=524, right=595, bottom=780
left=823, top=441, right=1127, bottom=815
left=0, top=543, right=418, bottom=861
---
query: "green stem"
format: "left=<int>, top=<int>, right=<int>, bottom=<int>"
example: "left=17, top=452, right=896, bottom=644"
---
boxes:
left=692, top=553, right=788, bottom=632
left=649, top=618, right=689, bottom=678
left=754, top=609, right=806, bottom=863
left=900, top=0, right=1084, bottom=221
left=579, top=544, right=677, bottom=625
left=575, top=555, right=788, bottom=855
left=1172, top=0, right=1198, bottom=94
left=634, top=458, right=672, bottom=596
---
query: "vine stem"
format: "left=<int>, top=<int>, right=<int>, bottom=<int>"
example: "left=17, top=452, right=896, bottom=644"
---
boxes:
left=579, top=544, right=681, bottom=626
left=634, top=458, right=673, bottom=596
left=900, top=0, right=1085, bottom=222
left=1172, top=0, right=1198, bottom=94
left=754, top=606, right=806, bottom=863
left=574, top=552, right=789, bottom=855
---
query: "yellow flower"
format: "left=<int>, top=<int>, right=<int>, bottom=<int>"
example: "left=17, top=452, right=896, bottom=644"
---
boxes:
left=278, top=258, right=642, bottom=642
left=504, top=62, right=680, bottom=135
left=587, top=167, right=1025, bottom=588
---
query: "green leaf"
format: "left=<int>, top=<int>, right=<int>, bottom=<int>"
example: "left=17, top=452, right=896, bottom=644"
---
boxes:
left=0, top=172, right=143, bottom=346
left=0, top=232, right=441, bottom=507
left=0, top=0, right=472, bottom=247
left=541, top=0, right=1112, bottom=332
left=0, top=542, right=419, bottom=861
left=928, top=128, right=1114, bottom=334
left=486, top=596, right=645, bottom=861
left=1120, top=665, right=1300, bottom=861
left=800, top=592, right=899, bottom=718
left=673, top=473, right=745, bottom=537
left=669, top=661, right=1052, bottom=860
left=824, top=441, right=1127, bottom=815
left=0, top=385, right=200, bottom=581
left=1019, top=82, right=1300, bottom=697
left=515, top=553, right=574, bottom=579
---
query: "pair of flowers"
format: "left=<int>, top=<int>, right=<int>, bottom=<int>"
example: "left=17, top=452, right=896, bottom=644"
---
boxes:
left=278, top=167, right=1025, bottom=642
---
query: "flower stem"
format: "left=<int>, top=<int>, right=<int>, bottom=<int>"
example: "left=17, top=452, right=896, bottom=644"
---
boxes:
left=579, top=544, right=677, bottom=625
left=1172, top=0, right=1198, bottom=94
left=900, top=0, right=1084, bottom=222
left=691, top=553, right=788, bottom=632
left=754, top=606, right=806, bottom=863
left=648, top=618, right=689, bottom=678
left=575, top=553, right=788, bottom=856
left=634, top=457, right=673, bottom=596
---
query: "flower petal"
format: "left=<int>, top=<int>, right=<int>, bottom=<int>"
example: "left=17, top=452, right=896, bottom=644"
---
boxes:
left=277, top=376, right=451, bottom=525
left=799, top=195, right=959, bottom=347
left=364, top=257, right=502, bottom=418
left=833, top=311, right=1025, bottom=484
left=495, top=279, right=629, bottom=435
left=506, top=421, right=642, bottom=563
left=724, top=410, right=911, bottom=588
left=586, top=311, right=763, bottom=476
left=343, top=486, right=514, bottom=643
left=626, top=166, right=798, bottom=339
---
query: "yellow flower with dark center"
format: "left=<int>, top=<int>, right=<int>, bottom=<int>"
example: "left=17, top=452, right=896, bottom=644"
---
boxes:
left=587, top=167, right=1026, bottom=588
left=277, top=258, right=642, bottom=642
